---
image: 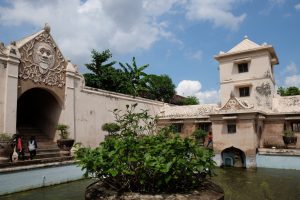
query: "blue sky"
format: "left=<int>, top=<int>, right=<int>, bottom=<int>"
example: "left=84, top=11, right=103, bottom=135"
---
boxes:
left=0, top=0, right=300, bottom=103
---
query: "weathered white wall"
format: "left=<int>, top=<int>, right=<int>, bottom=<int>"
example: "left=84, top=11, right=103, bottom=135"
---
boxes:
left=212, top=117, right=257, bottom=155
left=60, top=72, right=165, bottom=147
left=219, top=50, right=275, bottom=109
left=3, top=60, right=19, bottom=135
left=0, top=61, right=6, bottom=133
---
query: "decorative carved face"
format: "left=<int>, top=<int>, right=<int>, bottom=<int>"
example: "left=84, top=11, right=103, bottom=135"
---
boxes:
left=33, top=42, right=55, bottom=74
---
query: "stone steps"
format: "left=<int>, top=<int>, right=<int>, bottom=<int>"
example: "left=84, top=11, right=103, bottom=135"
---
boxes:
left=0, top=156, right=74, bottom=170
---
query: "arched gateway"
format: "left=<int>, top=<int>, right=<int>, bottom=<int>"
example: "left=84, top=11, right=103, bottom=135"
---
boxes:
left=221, top=147, right=246, bottom=168
left=17, top=88, right=62, bottom=140
left=15, top=25, right=67, bottom=140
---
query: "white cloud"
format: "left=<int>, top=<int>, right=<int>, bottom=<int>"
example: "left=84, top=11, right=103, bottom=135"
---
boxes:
left=185, top=0, right=246, bottom=30
left=285, top=62, right=297, bottom=74
left=0, top=0, right=177, bottom=68
left=283, top=62, right=300, bottom=87
left=285, top=75, right=300, bottom=87
left=295, top=3, right=300, bottom=10
left=189, top=50, right=203, bottom=61
left=176, top=80, right=220, bottom=104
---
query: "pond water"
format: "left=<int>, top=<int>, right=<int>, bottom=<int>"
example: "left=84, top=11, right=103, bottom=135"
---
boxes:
left=0, top=168, right=299, bottom=200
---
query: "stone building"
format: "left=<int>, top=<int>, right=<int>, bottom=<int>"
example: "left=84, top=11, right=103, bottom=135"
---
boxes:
left=159, top=37, right=300, bottom=168
left=0, top=26, right=299, bottom=168
left=0, top=25, right=164, bottom=162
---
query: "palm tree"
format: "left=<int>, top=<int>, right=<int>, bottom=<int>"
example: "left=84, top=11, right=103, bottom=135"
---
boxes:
left=119, top=57, right=149, bottom=96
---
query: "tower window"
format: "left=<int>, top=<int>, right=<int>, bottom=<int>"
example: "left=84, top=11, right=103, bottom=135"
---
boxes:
left=227, top=124, right=236, bottom=134
left=239, top=87, right=250, bottom=97
left=238, top=63, right=248, bottom=73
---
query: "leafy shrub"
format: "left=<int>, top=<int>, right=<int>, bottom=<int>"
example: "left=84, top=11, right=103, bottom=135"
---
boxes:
left=75, top=104, right=215, bottom=193
left=193, top=129, right=208, bottom=140
left=0, top=133, right=12, bottom=141
left=101, top=123, right=120, bottom=136
left=56, top=124, right=70, bottom=139
left=283, top=130, right=294, bottom=137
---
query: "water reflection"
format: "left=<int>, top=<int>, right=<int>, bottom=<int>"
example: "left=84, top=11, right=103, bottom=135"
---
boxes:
left=212, top=168, right=300, bottom=200
left=0, top=168, right=299, bottom=200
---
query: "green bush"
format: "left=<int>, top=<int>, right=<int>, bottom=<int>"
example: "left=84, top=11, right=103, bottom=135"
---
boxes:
left=0, top=133, right=12, bottom=141
left=193, top=129, right=208, bottom=140
left=56, top=124, right=70, bottom=139
left=75, top=104, right=215, bottom=193
left=101, top=123, right=120, bottom=136
left=283, top=130, right=294, bottom=137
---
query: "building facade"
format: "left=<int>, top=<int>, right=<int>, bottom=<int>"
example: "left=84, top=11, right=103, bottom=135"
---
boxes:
left=159, top=37, right=300, bottom=168
left=0, top=26, right=299, bottom=168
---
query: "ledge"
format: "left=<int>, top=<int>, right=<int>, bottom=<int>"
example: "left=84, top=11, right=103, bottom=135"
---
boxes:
left=258, top=148, right=300, bottom=156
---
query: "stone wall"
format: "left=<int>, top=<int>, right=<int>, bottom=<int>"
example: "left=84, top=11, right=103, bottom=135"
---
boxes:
left=261, top=120, right=285, bottom=148
left=60, top=74, right=165, bottom=147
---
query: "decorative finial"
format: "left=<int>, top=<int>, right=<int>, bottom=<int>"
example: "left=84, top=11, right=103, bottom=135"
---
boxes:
left=44, top=23, right=51, bottom=33
left=244, top=35, right=248, bottom=39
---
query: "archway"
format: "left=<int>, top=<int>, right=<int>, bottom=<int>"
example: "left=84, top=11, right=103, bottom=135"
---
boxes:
left=221, top=147, right=246, bottom=168
left=17, top=88, right=62, bottom=140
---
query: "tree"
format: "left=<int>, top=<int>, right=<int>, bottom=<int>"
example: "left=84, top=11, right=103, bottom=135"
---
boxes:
left=177, top=96, right=199, bottom=105
left=119, top=57, right=149, bottom=96
left=75, top=104, right=215, bottom=193
left=277, top=86, right=300, bottom=96
left=143, top=74, right=176, bottom=103
left=83, top=49, right=123, bottom=91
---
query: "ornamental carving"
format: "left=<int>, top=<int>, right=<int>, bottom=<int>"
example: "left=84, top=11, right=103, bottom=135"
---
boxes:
left=18, top=32, right=66, bottom=87
left=220, top=97, right=254, bottom=111
left=221, top=98, right=243, bottom=111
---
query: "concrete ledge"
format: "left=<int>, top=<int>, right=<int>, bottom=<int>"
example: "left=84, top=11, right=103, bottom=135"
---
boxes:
left=258, top=148, right=300, bottom=156
left=0, top=163, right=84, bottom=195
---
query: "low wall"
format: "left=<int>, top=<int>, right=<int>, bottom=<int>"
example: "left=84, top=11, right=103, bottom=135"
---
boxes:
left=257, top=148, right=300, bottom=170
left=0, top=162, right=84, bottom=195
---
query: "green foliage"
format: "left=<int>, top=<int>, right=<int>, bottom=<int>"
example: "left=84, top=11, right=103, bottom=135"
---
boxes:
left=193, top=129, right=208, bottom=139
left=283, top=129, right=294, bottom=137
left=119, top=57, right=149, bottom=96
left=101, top=123, right=120, bottom=136
left=83, top=49, right=125, bottom=92
left=83, top=50, right=176, bottom=103
left=0, top=133, right=12, bottom=141
left=143, top=74, right=176, bottom=103
left=277, top=86, right=300, bottom=96
left=56, top=124, right=70, bottom=139
left=176, top=96, right=199, bottom=105
left=75, top=104, right=215, bottom=193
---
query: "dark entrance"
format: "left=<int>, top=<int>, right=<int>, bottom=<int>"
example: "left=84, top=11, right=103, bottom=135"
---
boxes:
left=17, top=88, right=62, bottom=140
left=221, top=147, right=246, bottom=168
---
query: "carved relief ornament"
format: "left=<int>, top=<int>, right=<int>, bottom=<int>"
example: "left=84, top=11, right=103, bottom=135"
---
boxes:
left=18, top=32, right=66, bottom=88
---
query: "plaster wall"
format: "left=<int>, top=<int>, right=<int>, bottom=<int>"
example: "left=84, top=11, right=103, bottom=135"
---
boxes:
left=182, top=122, right=197, bottom=138
left=212, top=119, right=257, bottom=155
left=0, top=61, right=6, bottom=132
left=3, top=61, right=19, bottom=134
left=219, top=51, right=275, bottom=108
left=60, top=76, right=165, bottom=147
left=261, top=121, right=285, bottom=147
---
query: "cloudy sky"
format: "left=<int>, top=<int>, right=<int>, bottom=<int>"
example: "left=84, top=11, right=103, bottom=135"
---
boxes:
left=0, top=0, right=300, bottom=103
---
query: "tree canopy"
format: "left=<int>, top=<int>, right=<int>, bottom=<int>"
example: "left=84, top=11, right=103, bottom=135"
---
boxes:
left=176, top=96, right=199, bottom=105
left=83, top=49, right=176, bottom=103
left=277, top=86, right=300, bottom=96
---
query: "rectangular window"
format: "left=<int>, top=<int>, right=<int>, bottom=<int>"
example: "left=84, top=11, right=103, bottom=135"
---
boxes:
left=198, top=123, right=210, bottom=132
left=239, top=87, right=250, bottom=97
left=172, top=124, right=182, bottom=133
left=227, top=124, right=236, bottom=134
left=292, top=122, right=300, bottom=132
left=238, top=63, right=248, bottom=73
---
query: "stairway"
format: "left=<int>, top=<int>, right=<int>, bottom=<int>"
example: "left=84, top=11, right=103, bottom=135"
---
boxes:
left=17, top=126, right=72, bottom=160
